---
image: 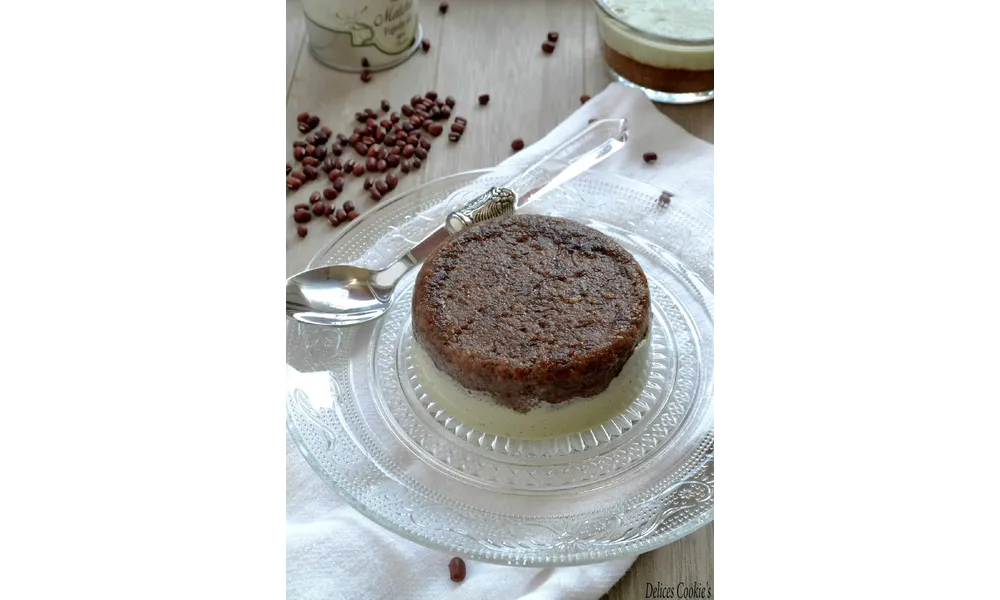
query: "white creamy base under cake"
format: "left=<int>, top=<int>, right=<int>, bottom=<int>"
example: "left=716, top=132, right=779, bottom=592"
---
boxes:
left=599, top=0, right=714, bottom=71
left=412, top=337, right=652, bottom=440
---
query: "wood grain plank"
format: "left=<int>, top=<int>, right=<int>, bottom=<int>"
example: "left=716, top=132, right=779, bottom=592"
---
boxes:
left=603, top=524, right=714, bottom=600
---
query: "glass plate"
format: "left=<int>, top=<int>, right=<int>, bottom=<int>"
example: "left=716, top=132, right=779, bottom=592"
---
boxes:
left=286, top=166, right=714, bottom=566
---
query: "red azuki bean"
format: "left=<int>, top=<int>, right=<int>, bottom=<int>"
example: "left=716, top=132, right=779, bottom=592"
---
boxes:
left=375, top=180, right=388, bottom=194
left=400, top=160, right=411, bottom=173
left=355, top=142, right=368, bottom=155
left=438, top=2, right=448, bottom=14
left=659, top=191, right=672, bottom=204
left=445, top=96, right=456, bottom=107
left=313, top=145, right=327, bottom=160
left=401, top=105, right=414, bottom=117
left=448, top=133, right=460, bottom=142
left=477, top=94, right=489, bottom=105
left=343, top=200, right=356, bottom=213
left=412, top=158, right=421, bottom=170
left=291, top=170, right=306, bottom=182
left=311, top=202, right=325, bottom=216
left=303, top=166, right=319, bottom=180
left=580, top=94, right=591, bottom=104
left=328, top=169, right=343, bottom=181
left=511, top=138, right=524, bottom=151
left=451, top=123, right=465, bottom=134
left=415, top=147, right=428, bottom=160
left=643, top=152, right=658, bottom=163
left=328, top=214, right=340, bottom=226
left=286, top=163, right=292, bottom=176
left=333, top=176, right=345, bottom=191
left=547, top=31, right=559, bottom=42
left=297, top=225, right=308, bottom=237
left=367, top=144, right=379, bottom=158
left=427, top=123, right=443, bottom=137
left=293, top=210, right=311, bottom=223
left=293, top=140, right=307, bottom=148
left=449, top=557, right=466, bottom=582
left=348, top=134, right=361, bottom=146
left=364, top=177, right=374, bottom=190
left=296, top=112, right=310, bottom=123
left=365, top=157, right=377, bottom=172
left=309, top=192, right=321, bottom=204
left=542, top=41, right=555, bottom=53
left=323, top=188, right=338, bottom=200
left=287, top=176, right=303, bottom=190
left=381, top=99, right=390, bottom=112
left=302, top=156, right=320, bottom=167
left=360, top=70, right=372, bottom=83
left=352, top=164, right=365, bottom=176
left=331, top=143, right=343, bottom=156
left=386, top=173, right=399, bottom=189
left=421, top=39, right=431, bottom=52
left=369, top=189, right=382, bottom=201
left=294, top=203, right=309, bottom=211
left=402, top=145, right=415, bottom=158
left=420, top=138, right=432, bottom=151
left=335, top=208, right=347, bottom=221
left=321, top=125, right=333, bottom=136
left=293, top=147, right=306, bottom=161
left=323, top=203, right=334, bottom=216
left=390, top=112, right=400, bottom=123
left=347, top=210, right=359, bottom=220
left=387, top=154, right=400, bottom=167
left=409, top=115, right=423, bottom=127
left=377, top=159, right=387, bottom=172
left=305, top=133, right=317, bottom=145
left=410, top=95, right=422, bottom=106
left=384, top=133, right=397, bottom=146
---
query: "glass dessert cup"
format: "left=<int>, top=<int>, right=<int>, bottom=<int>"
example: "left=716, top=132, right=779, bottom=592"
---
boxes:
left=593, top=0, right=714, bottom=104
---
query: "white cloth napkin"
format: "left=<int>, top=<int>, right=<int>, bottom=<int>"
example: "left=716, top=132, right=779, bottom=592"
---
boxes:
left=286, top=82, right=714, bottom=600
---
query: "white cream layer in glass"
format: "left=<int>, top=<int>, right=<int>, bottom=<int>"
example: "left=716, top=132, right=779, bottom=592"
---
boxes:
left=411, top=337, right=652, bottom=440
left=598, top=0, right=714, bottom=71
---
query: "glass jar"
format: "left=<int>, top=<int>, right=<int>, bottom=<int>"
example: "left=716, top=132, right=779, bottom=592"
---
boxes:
left=302, top=0, right=422, bottom=72
left=593, top=0, right=714, bottom=104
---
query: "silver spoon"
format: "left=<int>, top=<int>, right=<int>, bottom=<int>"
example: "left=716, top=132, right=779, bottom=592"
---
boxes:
left=286, top=118, right=629, bottom=327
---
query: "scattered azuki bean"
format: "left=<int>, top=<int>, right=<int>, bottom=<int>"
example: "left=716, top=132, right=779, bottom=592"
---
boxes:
left=384, top=133, right=397, bottom=146
left=305, top=133, right=317, bottom=145
left=386, top=173, right=399, bottom=190
left=375, top=180, right=389, bottom=194
left=307, top=115, right=320, bottom=128
left=426, top=91, right=438, bottom=101
left=333, top=176, right=346, bottom=191
left=328, top=214, right=340, bottom=226
left=449, top=557, right=466, bottom=582
left=409, top=115, right=423, bottom=127
left=293, top=140, right=307, bottom=148
left=335, top=208, right=347, bottom=221
left=659, top=191, right=672, bottom=204
left=293, top=210, right=311, bottom=223
left=352, top=164, right=365, bottom=176
left=323, top=203, right=334, bottom=216
left=296, top=112, right=310, bottom=123
left=580, top=94, right=591, bottom=104
left=408, top=133, right=421, bottom=145
left=313, top=144, right=328, bottom=158
left=337, top=133, right=349, bottom=145
left=377, top=159, right=388, bottom=172
left=401, top=121, right=415, bottom=133
left=297, top=225, right=308, bottom=238
left=355, top=142, right=368, bottom=155
left=401, top=105, right=414, bottom=117
left=286, top=176, right=302, bottom=190
left=415, top=147, right=428, bottom=160
left=328, top=169, right=343, bottom=181
left=440, top=106, right=452, bottom=119
left=412, top=158, right=421, bottom=170
left=445, top=96, right=456, bottom=107
left=343, top=200, right=356, bottom=213
left=386, top=154, right=400, bottom=167
left=420, top=138, right=432, bottom=150
left=364, top=177, right=374, bottom=190
left=293, top=147, right=306, bottom=161
left=400, top=160, right=411, bottom=173
left=454, top=116, right=467, bottom=124
left=542, top=41, right=555, bottom=54
left=380, top=99, right=391, bottom=112
left=302, top=156, right=320, bottom=167
left=547, top=31, right=559, bottom=42
left=402, top=145, right=415, bottom=158
left=347, top=210, right=359, bottom=220
left=331, top=143, right=344, bottom=156
left=311, top=202, right=325, bottom=216
left=427, top=123, right=443, bottom=137
left=438, top=2, right=448, bottom=14
left=416, top=110, right=431, bottom=122
left=369, top=189, right=382, bottom=201
left=478, top=94, right=489, bottom=105
left=309, top=192, right=322, bottom=204
left=295, top=203, right=309, bottom=211
left=410, top=95, right=423, bottom=107
left=451, top=123, right=465, bottom=134
left=297, top=121, right=310, bottom=133
left=321, top=125, right=333, bottom=136
left=360, top=70, right=372, bottom=83
left=421, top=39, right=431, bottom=52
left=511, top=138, right=524, bottom=151
left=367, top=144, right=379, bottom=158
left=365, top=157, right=378, bottom=172
left=362, top=135, right=375, bottom=146
left=323, top=188, right=338, bottom=200
left=303, top=166, right=319, bottom=180
left=348, top=133, right=361, bottom=145
left=291, top=170, right=306, bottom=182
left=286, top=163, right=292, bottom=176
left=390, top=112, right=400, bottom=123
left=355, top=112, right=367, bottom=123
left=366, top=107, right=377, bottom=118
left=448, top=132, right=461, bottom=142
left=642, top=152, right=658, bottom=163
left=362, top=57, right=370, bottom=68
left=305, top=145, right=315, bottom=157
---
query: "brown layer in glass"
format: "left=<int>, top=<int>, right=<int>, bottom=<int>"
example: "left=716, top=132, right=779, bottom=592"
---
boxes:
left=602, top=43, right=713, bottom=94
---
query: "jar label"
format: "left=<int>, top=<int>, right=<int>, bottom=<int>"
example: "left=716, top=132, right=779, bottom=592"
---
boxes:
left=302, top=0, right=418, bottom=56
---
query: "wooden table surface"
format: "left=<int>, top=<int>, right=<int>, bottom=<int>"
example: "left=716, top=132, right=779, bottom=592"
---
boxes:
left=286, top=1, right=713, bottom=597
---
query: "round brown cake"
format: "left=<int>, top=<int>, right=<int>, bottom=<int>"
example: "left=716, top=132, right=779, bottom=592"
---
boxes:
left=412, top=214, right=651, bottom=412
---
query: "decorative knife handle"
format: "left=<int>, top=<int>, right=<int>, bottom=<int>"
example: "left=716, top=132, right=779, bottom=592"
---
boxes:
left=445, top=186, right=517, bottom=234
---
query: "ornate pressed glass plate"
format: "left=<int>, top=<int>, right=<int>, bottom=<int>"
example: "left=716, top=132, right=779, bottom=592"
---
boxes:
left=286, top=166, right=713, bottom=566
